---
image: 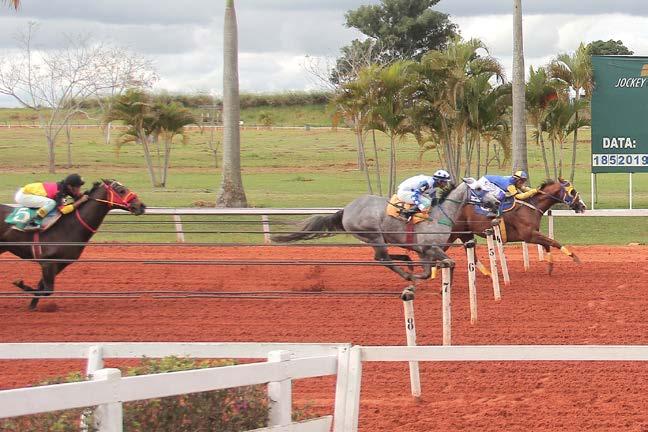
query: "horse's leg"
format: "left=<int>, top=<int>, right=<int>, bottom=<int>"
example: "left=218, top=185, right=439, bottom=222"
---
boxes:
left=372, top=246, right=416, bottom=281
left=528, top=231, right=579, bottom=275
left=28, top=263, right=61, bottom=310
left=411, top=246, right=452, bottom=280
left=388, top=254, right=415, bottom=272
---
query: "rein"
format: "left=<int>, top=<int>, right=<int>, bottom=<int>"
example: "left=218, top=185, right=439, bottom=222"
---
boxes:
left=76, top=182, right=138, bottom=233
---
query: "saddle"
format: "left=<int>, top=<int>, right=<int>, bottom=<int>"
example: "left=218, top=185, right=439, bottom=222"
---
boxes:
left=4, top=207, right=62, bottom=232
left=386, top=195, right=429, bottom=224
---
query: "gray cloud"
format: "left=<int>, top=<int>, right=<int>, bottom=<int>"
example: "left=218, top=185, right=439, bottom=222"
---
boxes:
left=439, top=0, right=648, bottom=16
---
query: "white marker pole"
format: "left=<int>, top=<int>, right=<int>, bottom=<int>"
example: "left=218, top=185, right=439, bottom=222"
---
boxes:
left=442, top=266, right=452, bottom=346
left=485, top=229, right=501, bottom=301
left=493, top=225, right=510, bottom=286
left=537, top=244, right=545, bottom=261
left=522, top=242, right=530, bottom=271
left=402, top=295, right=421, bottom=397
left=465, top=241, right=478, bottom=324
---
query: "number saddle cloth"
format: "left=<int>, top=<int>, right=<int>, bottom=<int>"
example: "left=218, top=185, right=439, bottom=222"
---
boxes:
left=4, top=207, right=62, bottom=232
left=386, top=194, right=429, bottom=224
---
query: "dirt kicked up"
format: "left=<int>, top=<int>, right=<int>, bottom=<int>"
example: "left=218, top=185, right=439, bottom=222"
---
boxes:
left=1, top=245, right=648, bottom=431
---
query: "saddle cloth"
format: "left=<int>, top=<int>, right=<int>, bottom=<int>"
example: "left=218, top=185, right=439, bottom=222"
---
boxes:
left=386, top=195, right=429, bottom=224
left=4, top=207, right=62, bottom=232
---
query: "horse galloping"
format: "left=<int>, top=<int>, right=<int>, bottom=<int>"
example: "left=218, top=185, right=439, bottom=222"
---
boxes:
left=272, top=179, right=501, bottom=282
left=0, top=179, right=146, bottom=310
left=449, top=178, right=586, bottom=274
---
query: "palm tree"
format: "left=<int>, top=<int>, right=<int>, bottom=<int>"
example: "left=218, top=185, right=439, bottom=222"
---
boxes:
left=526, top=66, right=557, bottom=179
left=217, top=0, right=247, bottom=207
left=548, top=43, right=593, bottom=182
left=2, top=0, right=20, bottom=9
left=365, top=61, right=414, bottom=196
left=416, top=37, right=504, bottom=179
left=544, top=97, right=589, bottom=178
left=155, top=102, right=196, bottom=187
left=511, top=0, right=528, bottom=175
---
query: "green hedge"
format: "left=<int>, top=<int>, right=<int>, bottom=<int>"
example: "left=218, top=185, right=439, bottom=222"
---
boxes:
left=0, top=357, right=269, bottom=432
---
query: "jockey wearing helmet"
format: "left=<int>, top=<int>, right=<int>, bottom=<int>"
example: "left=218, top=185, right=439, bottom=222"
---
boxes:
left=396, top=169, right=452, bottom=213
left=483, top=170, right=538, bottom=213
left=14, top=174, right=89, bottom=226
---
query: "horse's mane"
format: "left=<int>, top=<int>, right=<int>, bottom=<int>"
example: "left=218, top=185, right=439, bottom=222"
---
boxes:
left=538, top=178, right=569, bottom=190
left=86, top=179, right=129, bottom=195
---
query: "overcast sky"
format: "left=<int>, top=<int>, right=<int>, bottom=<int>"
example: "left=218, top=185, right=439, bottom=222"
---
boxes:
left=1, top=0, right=647, bottom=107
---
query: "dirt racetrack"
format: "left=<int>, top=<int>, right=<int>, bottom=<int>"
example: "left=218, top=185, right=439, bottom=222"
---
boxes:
left=1, top=244, right=648, bottom=431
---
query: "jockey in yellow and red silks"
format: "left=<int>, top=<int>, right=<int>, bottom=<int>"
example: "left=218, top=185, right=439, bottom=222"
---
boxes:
left=14, top=173, right=89, bottom=224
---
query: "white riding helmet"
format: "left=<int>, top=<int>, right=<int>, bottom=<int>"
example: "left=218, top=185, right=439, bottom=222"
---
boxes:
left=432, top=169, right=451, bottom=182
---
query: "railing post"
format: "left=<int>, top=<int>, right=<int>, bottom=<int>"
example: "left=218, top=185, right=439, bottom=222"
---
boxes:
left=267, top=350, right=292, bottom=426
left=464, top=240, right=478, bottom=324
left=262, top=215, right=271, bottom=244
left=92, top=368, right=122, bottom=432
left=402, top=297, right=421, bottom=397
left=485, top=229, right=501, bottom=301
left=442, top=266, right=452, bottom=346
left=492, top=225, right=510, bottom=286
left=522, top=242, right=530, bottom=271
left=343, top=346, right=363, bottom=432
left=333, top=345, right=351, bottom=432
left=548, top=210, right=554, bottom=240
left=81, top=345, right=104, bottom=431
left=173, top=215, right=185, bottom=243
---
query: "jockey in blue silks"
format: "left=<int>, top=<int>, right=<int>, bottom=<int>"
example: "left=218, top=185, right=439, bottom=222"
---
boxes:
left=484, top=170, right=538, bottom=215
left=396, top=169, right=452, bottom=215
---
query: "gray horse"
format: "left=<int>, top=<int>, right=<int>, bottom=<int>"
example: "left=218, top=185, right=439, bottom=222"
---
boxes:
left=272, top=179, right=501, bottom=281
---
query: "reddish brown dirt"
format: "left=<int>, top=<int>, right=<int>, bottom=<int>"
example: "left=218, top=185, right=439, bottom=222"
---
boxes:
left=1, top=245, right=648, bottom=431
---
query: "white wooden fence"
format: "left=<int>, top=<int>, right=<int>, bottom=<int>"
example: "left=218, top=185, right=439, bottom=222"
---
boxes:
left=1, top=343, right=648, bottom=432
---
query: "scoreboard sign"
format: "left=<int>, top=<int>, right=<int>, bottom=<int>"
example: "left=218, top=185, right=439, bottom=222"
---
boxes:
left=591, top=56, right=648, bottom=173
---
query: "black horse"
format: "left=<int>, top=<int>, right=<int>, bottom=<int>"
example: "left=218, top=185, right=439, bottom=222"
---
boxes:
left=0, top=179, right=146, bottom=310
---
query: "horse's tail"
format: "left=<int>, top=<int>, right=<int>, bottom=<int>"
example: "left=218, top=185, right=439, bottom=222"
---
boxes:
left=272, top=210, right=345, bottom=242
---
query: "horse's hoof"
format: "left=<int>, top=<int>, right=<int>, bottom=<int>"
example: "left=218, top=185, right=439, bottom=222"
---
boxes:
left=439, top=259, right=455, bottom=269
left=400, top=286, right=416, bottom=301
left=572, top=255, right=581, bottom=264
left=547, top=264, right=554, bottom=275
left=13, top=279, right=24, bottom=289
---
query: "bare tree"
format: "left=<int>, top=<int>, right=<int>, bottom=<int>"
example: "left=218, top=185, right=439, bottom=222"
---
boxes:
left=2, top=0, right=20, bottom=9
left=93, top=47, right=158, bottom=145
left=0, top=24, right=156, bottom=173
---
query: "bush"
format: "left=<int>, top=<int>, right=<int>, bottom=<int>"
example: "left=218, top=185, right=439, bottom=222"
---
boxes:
left=0, top=357, right=268, bottom=432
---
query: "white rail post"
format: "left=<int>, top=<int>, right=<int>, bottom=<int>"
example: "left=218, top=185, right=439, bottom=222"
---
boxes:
left=343, top=346, right=363, bottom=432
left=537, top=244, right=545, bottom=261
left=92, top=368, right=123, bottom=432
left=402, top=297, right=421, bottom=397
left=485, top=229, right=501, bottom=301
left=629, top=172, right=633, bottom=210
left=262, top=215, right=271, bottom=244
left=81, top=345, right=104, bottom=431
left=492, top=225, right=510, bottom=286
left=333, top=345, right=351, bottom=432
left=268, top=350, right=292, bottom=426
left=591, top=172, right=596, bottom=210
left=548, top=210, right=554, bottom=240
left=522, top=242, right=530, bottom=271
left=465, top=240, right=478, bottom=324
left=442, top=266, right=452, bottom=346
left=173, top=215, right=185, bottom=243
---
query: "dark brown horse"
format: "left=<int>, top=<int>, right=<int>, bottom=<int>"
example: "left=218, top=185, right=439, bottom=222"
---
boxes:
left=0, top=179, right=146, bottom=310
left=450, top=178, right=586, bottom=274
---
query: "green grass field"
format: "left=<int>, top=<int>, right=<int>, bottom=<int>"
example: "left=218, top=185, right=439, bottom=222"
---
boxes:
left=0, top=108, right=646, bottom=245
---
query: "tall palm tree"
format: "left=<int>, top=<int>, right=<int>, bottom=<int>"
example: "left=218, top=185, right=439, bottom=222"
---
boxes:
left=217, top=0, right=247, bottom=207
left=526, top=66, right=557, bottom=179
left=511, top=0, right=528, bottom=175
left=548, top=43, right=593, bottom=182
left=2, top=0, right=20, bottom=9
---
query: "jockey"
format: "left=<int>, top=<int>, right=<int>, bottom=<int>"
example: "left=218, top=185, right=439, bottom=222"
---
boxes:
left=484, top=170, right=538, bottom=214
left=396, top=169, right=452, bottom=215
left=14, top=174, right=89, bottom=225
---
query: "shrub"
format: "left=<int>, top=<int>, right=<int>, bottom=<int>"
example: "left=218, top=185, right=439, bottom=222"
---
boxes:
left=0, top=357, right=268, bottom=432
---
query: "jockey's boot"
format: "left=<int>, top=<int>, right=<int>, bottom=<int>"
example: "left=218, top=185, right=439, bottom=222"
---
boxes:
left=401, top=208, right=419, bottom=221
left=36, top=207, right=48, bottom=218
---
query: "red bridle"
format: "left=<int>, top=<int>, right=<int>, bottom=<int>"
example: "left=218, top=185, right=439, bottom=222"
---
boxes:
left=76, top=182, right=139, bottom=233
left=94, top=182, right=139, bottom=210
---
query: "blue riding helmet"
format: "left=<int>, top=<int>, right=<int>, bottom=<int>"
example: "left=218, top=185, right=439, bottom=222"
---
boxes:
left=512, top=170, right=528, bottom=181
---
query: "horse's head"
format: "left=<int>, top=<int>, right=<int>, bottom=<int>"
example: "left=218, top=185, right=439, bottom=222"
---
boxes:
left=539, top=178, right=586, bottom=213
left=464, top=177, right=502, bottom=211
left=87, top=179, right=147, bottom=215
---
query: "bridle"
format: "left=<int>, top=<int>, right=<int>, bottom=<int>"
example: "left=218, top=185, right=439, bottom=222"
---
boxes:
left=76, top=181, right=139, bottom=233
left=92, top=181, right=139, bottom=210
left=536, top=181, right=581, bottom=209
